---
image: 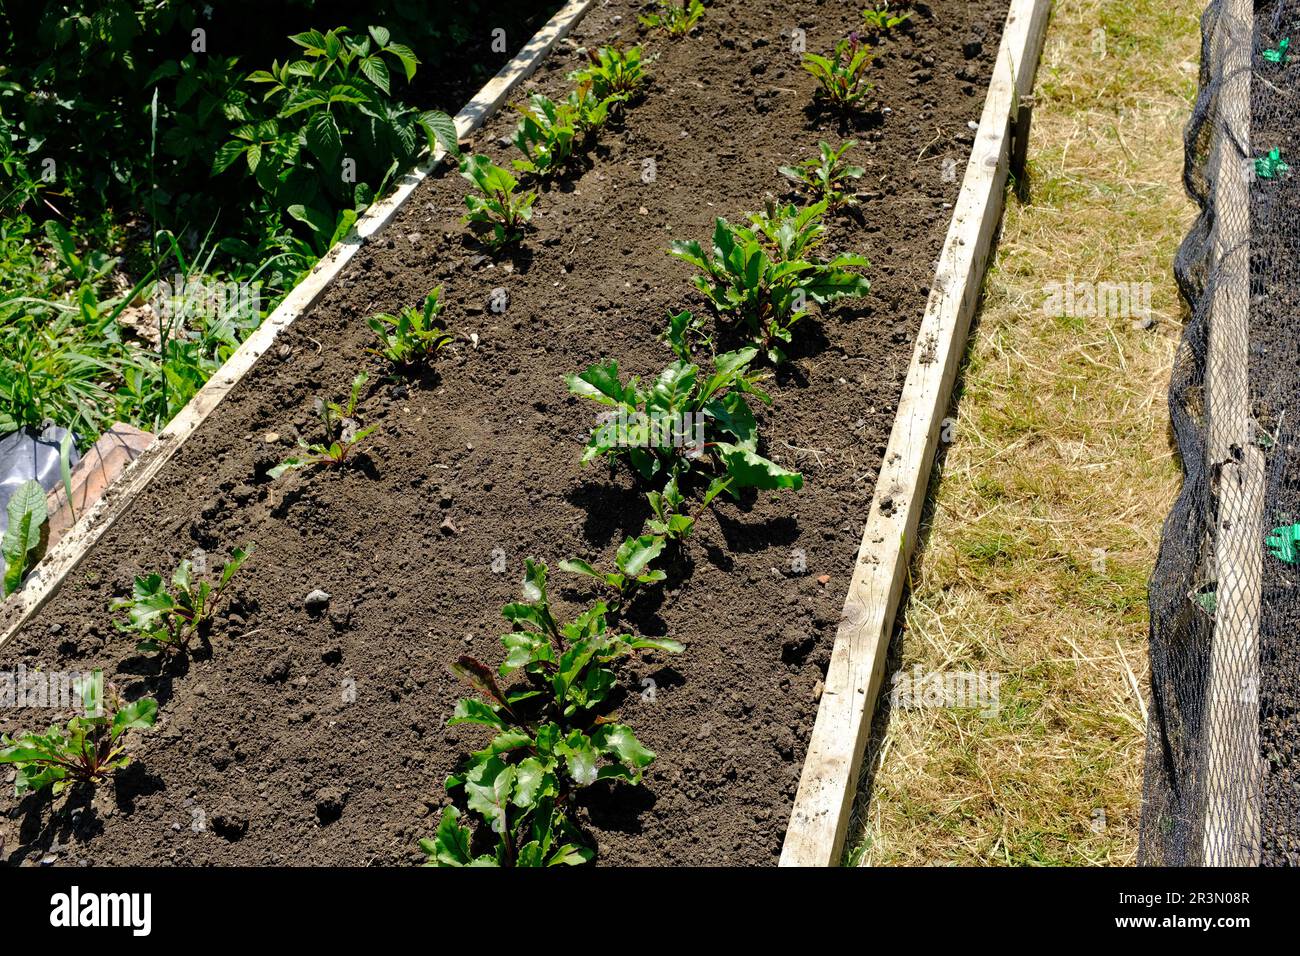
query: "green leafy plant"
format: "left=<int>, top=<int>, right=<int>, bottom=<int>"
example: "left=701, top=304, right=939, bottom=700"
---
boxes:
left=423, top=559, right=682, bottom=866
left=669, top=200, right=871, bottom=362
left=368, top=287, right=453, bottom=366
left=640, top=0, right=706, bottom=36
left=214, top=26, right=457, bottom=229
left=861, top=3, right=913, bottom=35
left=1, top=479, right=49, bottom=597
left=270, top=372, right=376, bottom=476
left=803, top=35, right=875, bottom=110
left=459, top=154, right=537, bottom=248
left=568, top=45, right=647, bottom=100
left=566, top=334, right=802, bottom=557
left=0, top=671, right=157, bottom=796
left=510, top=91, right=615, bottom=177
left=0, top=284, right=132, bottom=441
left=560, top=534, right=667, bottom=610
left=779, top=140, right=865, bottom=211
left=112, top=546, right=254, bottom=657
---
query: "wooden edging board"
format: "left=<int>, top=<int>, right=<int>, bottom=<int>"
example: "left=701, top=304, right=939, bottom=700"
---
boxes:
left=779, top=0, right=1054, bottom=867
left=0, top=0, right=596, bottom=648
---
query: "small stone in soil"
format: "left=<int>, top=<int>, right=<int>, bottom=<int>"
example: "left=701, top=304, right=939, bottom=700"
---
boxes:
left=304, top=589, right=331, bottom=613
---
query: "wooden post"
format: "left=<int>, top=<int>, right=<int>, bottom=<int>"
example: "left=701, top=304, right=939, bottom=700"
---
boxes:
left=1201, top=0, right=1262, bottom=867
left=1011, top=95, right=1035, bottom=201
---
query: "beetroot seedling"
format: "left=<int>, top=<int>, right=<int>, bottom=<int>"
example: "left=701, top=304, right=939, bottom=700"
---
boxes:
left=566, top=340, right=799, bottom=490
left=670, top=200, right=871, bottom=362
left=425, top=559, right=681, bottom=866
left=511, top=90, right=617, bottom=177
left=803, top=35, right=875, bottom=110
left=861, top=3, right=913, bottom=36
left=270, top=372, right=376, bottom=476
left=568, top=45, right=647, bottom=100
left=561, top=533, right=667, bottom=610
left=640, top=0, right=705, bottom=36
left=368, top=287, right=453, bottom=366
left=459, top=154, right=537, bottom=247
left=113, top=545, right=254, bottom=657
left=779, top=140, right=865, bottom=211
left=0, top=671, right=157, bottom=796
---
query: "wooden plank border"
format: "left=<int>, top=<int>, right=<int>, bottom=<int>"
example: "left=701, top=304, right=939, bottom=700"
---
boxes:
left=779, top=0, right=1053, bottom=867
left=0, top=0, right=596, bottom=648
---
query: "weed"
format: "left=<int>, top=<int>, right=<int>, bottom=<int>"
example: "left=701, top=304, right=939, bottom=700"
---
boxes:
left=1, top=479, right=48, bottom=596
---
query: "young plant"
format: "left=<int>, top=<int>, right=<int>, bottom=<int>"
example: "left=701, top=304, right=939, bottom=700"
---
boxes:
left=368, top=287, right=453, bottom=367
left=669, top=200, right=871, bottom=362
left=560, top=534, right=666, bottom=611
left=423, top=559, right=682, bottom=866
left=779, top=140, right=865, bottom=211
left=113, top=546, right=254, bottom=657
left=510, top=91, right=615, bottom=177
left=566, top=330, right=803, bottom=540
left=458, top=154, right=537, bottom=248
left=270, top=372, right=376, bottom=476
left=568, top=45, right=647, bottom=100
left=861, top=3, right=913, bottom=35
left=803, top=34, right=875, bottom=110
left=640, top=0, right=706, bottom=36
left=1, top=479, right=48, bottom=597
left=0, top=671, right=157, bottom=796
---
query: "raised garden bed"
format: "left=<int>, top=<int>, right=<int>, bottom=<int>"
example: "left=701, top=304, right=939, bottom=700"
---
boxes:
left=1, top=0, right=1011, bottom=866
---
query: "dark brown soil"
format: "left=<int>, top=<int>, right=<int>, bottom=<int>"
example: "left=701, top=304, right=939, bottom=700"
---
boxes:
left=0, top=0, right=1004, bottom=866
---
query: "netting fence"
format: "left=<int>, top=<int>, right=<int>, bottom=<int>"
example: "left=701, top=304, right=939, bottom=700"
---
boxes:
left=1143, top=0, right=1300, bottom=866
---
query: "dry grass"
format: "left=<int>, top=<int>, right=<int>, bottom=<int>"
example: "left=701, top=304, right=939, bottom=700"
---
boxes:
left=847, top=0, right=1202, bottom=865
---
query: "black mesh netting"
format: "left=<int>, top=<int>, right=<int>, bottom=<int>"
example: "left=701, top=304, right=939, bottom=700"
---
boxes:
left=1142, top=0, right=1300, bottom=866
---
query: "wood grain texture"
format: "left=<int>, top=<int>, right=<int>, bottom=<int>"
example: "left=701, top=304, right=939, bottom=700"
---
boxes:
left=1201, top=0, right=1261, bottom=867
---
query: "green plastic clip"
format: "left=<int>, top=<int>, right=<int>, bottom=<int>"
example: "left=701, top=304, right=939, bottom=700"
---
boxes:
left=1265, top=523, right=1300, bottom=563
left=1256, top=148, right=1290, bottom=179
left=1263, top=37, right=1290, bottom=63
